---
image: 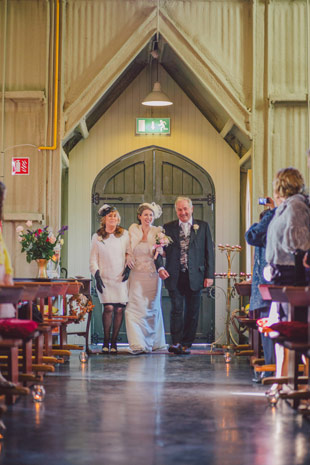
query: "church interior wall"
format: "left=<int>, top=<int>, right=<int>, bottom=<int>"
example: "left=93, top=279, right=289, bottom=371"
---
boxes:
left=2, top=0, right=310, bottom=341
left=68, top=67, right=240, bottom=339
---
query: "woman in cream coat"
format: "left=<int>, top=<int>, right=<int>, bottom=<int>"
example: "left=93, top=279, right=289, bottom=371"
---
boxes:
left=125, top=203, right=166, bottom=354
left=90, top=205, right=129, bottom=354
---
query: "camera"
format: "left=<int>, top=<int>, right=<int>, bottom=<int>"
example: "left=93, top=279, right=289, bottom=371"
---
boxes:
left=258, top=197, right=268, bottom=205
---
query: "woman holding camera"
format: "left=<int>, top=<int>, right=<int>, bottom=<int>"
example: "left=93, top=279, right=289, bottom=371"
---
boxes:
left=266, top=167, right=310, bottom=292
left=265, top=167, right=310, bottom=387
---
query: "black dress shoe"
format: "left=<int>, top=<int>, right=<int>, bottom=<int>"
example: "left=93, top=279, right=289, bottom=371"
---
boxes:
left=168, top=344, right=182, bottom=354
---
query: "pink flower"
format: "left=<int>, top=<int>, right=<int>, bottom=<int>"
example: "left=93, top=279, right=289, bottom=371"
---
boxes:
left=48, top=234, right=56, bottom=244
left=26, top=220, right=32, bottom=227
left=16, top=225, right=24, bottom=233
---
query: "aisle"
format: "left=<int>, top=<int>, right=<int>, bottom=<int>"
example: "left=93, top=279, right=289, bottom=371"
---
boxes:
left=1, top=351, right=310, bottom=465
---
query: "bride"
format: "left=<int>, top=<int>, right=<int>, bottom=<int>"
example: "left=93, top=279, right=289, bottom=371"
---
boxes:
left=125, top=202, right=166, bottom=354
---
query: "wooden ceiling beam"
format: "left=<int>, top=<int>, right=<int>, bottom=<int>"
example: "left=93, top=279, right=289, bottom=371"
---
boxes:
left=220, top=119, right=234, bottom=138
left=63, top=10, right=157, bottom=138
left=160, top=11, right=252, bottom=140
left=77, top=118, right=89, bottom=139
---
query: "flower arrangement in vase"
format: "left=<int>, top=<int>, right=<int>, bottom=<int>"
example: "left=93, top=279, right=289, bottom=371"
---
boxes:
left=16, top=221, right=68, bottom=278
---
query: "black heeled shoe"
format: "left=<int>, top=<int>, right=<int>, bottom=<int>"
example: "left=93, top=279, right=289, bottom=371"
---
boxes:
left=102, top=342, right=109, bottom=354
left=110, top=342, right=118, bottom=354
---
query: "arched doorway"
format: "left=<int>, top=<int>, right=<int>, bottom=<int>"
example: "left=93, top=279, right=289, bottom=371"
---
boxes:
left=91, top=146, right=215, bottom=344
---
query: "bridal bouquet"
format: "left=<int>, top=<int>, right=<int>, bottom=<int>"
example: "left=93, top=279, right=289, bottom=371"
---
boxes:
left=153, top=230, right=173, bottom=257
left=16, top=221, right=68, bottom=263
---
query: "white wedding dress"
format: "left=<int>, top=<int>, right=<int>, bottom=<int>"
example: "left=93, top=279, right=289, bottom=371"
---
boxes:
left=125, top=240, right=166, bottom=354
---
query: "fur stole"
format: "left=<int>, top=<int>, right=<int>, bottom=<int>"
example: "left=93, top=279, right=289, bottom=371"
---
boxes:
left=128, top=223, right=162, bottom=256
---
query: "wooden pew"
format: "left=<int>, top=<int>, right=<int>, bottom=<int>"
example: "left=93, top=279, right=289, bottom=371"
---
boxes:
left=280, top=287, right=310, bottom=409
left=14, top=280, right=78, bottom=358
left=0, top=286, right=31, bottom=403
left=13, top=282, right=56, bottom=375
left=14, top=279, right=92, bottom=357
left=259, top=285, right=310, bottom=409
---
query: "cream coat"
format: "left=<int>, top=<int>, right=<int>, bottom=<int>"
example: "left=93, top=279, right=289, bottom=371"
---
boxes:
left=89, top=230, right=129, bottom=304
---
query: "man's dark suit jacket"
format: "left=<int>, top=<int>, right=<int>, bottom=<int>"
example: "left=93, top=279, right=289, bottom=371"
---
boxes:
left=157, top=219, right=214, bottom=292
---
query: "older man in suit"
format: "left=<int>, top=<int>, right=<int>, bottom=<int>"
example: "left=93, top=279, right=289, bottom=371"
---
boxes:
left=158, top=197, right=214, bottom=354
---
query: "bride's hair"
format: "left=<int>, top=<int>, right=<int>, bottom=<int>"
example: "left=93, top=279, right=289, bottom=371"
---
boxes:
left=97, top=209, right=124, bottom=239
left=137, top=202, right=162, bottom=223
left=137, top=204, right=154, bottom=224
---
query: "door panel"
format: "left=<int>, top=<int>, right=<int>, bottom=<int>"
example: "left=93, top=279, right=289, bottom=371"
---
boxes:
left=91, top=147, right=215, bottom=344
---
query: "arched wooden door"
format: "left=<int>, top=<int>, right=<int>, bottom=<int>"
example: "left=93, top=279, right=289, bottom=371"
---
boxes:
left=91, top=146, right=215, bottom=344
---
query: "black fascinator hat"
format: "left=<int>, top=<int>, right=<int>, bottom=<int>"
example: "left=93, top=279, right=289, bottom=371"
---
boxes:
left=98, top=204, right=117, bottom=217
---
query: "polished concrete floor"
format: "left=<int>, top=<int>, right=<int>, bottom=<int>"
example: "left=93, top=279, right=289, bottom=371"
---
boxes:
left=1, top=349, right=310, bottom=465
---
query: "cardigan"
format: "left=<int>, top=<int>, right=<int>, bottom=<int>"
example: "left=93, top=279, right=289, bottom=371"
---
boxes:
left=266, top=194, right=310, bottom=266
left=0, top=231, right=13, bottom=275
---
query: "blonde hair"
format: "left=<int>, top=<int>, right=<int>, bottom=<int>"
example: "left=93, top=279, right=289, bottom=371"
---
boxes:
left=97, top=210, right=124, bottom=239
left=273, top=167, right=305, bottom=198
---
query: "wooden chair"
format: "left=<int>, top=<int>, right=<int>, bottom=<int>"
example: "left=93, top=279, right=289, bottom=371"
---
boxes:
left=65, top=279, right=93, bottom=354
left=233, top=281, right=256, bottom=357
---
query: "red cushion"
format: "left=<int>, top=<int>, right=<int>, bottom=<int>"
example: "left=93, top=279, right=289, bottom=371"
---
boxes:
left=269, top=321, right=309, bottom=342
left=0, top=319, right=38, bottom=339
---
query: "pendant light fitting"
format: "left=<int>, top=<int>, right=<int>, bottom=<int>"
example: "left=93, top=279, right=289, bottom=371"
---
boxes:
left=142, top=81, right=173, bottom=106
left=141, top=35, right=173, bottom=107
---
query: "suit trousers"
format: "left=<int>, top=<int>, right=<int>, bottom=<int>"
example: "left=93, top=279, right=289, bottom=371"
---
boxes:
left=168, top=270, right=201, bottom=347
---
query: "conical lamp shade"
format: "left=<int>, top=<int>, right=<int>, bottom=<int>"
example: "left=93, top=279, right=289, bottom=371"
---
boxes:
left=142, top=81, right=173, bottom=106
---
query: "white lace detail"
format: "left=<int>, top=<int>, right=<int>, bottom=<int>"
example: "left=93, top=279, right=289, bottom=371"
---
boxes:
left=133, top=242, right=156, bottom=273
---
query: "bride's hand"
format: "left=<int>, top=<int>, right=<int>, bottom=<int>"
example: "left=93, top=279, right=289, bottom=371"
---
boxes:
left=126, top=258, right=135, bottom=269
left=159, top=269, right=169, bottom=280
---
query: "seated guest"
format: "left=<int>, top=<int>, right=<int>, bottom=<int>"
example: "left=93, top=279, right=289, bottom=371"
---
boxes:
left=0, top=182, right=15, bottom=318
left=0, top=182, right=16, bottom=387
left=245, top=199, right=277, bottom=381
left=265, top=167, right=310, bottom=384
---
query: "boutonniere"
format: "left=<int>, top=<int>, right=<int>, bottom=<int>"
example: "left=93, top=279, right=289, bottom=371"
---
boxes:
left=193, top=224, right=199, bottom=234
left=97, top=236, right=105, bottom=244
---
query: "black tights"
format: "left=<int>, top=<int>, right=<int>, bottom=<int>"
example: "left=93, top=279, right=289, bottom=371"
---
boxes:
left=102, top=304, right=124, bottom=346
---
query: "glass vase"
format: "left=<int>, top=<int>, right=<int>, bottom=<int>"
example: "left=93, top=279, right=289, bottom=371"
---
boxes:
left=36, top=259, right=48, bottom=279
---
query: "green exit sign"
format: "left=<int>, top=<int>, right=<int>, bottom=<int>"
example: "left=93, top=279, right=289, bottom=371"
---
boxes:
left=136, top=118, right=170, bottom=135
